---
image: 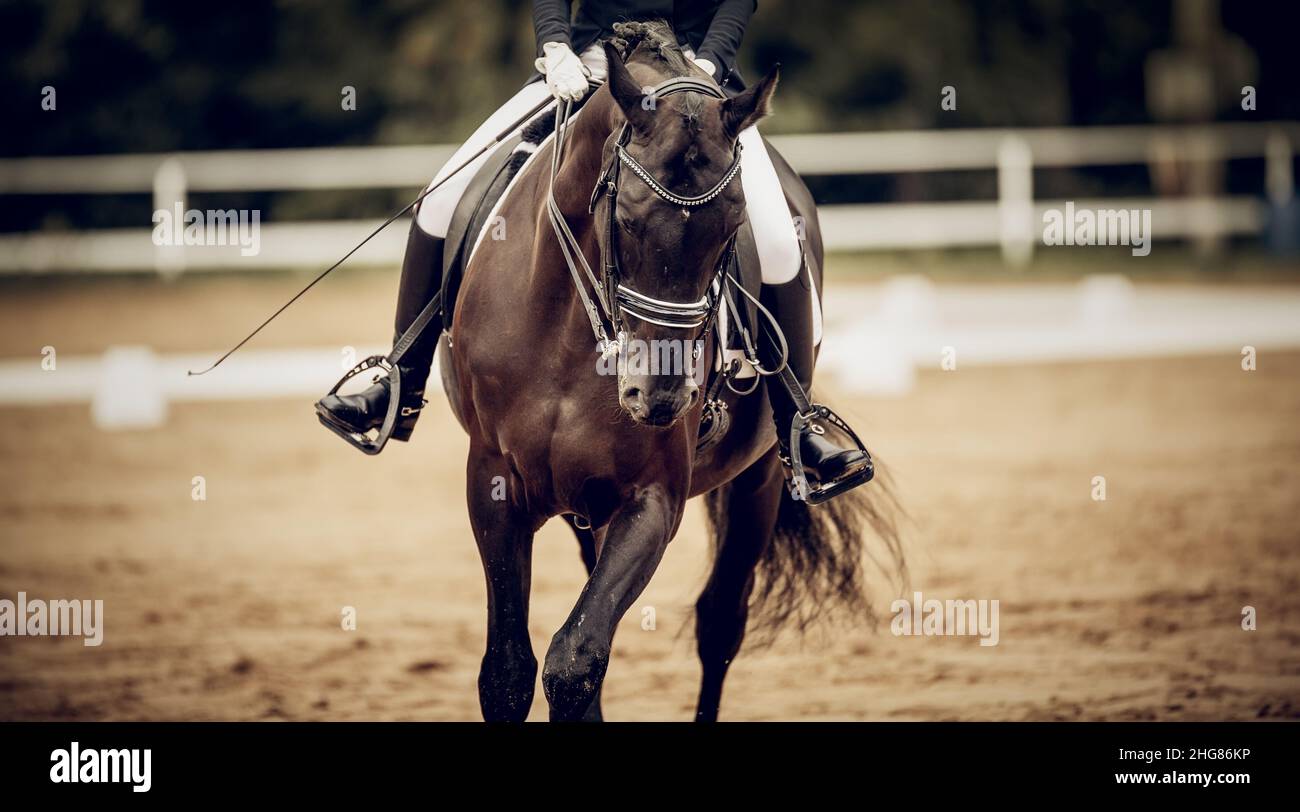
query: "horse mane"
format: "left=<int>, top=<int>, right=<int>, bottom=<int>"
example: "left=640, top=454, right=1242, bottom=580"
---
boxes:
left=608, top=20, right=693, bottom=77
left=607, top=20, right=705, bottom=134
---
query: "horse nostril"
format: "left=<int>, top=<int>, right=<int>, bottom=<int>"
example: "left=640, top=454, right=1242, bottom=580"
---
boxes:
left=646, top=401, right=676, bottom=424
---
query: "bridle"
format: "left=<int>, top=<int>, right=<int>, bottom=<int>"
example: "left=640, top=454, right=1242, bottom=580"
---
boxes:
left=547, top=75, right=742, bottom=356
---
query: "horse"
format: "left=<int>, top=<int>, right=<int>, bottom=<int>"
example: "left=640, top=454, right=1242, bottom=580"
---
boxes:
left=438, top=22, right=902, bottom=721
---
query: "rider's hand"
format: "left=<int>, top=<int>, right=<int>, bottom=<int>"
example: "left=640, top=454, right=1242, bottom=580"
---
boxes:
left=535, top=42, right=590, bottom=103
left=693, top=57, right=718, bottom=81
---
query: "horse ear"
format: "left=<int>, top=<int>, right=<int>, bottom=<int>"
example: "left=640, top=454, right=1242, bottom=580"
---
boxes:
left=721, top=65, right=780, bottom=139
left=604, top=41, right=655, bottom=134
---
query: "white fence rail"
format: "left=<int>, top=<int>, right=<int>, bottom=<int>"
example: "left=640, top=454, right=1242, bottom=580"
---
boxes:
left=0, top=121, right=1295, bottom=273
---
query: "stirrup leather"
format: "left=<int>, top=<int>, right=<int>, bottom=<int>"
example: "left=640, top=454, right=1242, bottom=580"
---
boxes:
left=785, top=404, right=875, bottom=505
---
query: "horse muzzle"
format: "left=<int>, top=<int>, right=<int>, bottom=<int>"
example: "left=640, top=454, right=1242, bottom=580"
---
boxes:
left=619, top=382, right=699, bottom=428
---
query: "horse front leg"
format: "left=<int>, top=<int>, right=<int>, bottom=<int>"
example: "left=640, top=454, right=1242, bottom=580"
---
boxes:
left=563, top=516, right=607, bottom=721
left=543, top=486, right=679, bottom=721
left=466, top=445, right=538, bottom=722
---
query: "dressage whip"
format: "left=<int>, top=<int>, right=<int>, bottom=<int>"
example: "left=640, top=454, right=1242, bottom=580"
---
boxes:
left=187, top=93, right=558, bottom=377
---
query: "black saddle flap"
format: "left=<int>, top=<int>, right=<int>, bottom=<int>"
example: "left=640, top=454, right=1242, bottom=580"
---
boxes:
left=439, top=132, right=526, bottom=329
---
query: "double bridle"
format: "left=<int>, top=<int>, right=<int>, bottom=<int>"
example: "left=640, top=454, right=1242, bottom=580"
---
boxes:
left=547, top=75, right=743, bottom=355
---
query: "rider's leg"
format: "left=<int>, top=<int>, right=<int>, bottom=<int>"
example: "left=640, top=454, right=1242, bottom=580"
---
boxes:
left=317, top=80, right=555, bottom=439
left=413, top=80, right=555, bottom=239
left=739, top=128, right=803, bottom=287
left=739, top=125, right=871, bottom=487
left=315, top=40, right=618, bottom=442
left=316, top=218, right=445, bottom=440
left=411, top=40, right=607, bottom=238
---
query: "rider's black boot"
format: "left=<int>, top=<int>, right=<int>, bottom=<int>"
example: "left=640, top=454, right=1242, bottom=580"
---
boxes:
left=761, top=269, right=874, bottom=496
left=316, top=221, right=444, bottom=442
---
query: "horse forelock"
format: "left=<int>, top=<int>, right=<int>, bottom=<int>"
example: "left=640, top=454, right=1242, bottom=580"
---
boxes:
left=606, top=22, right=714, bottom=147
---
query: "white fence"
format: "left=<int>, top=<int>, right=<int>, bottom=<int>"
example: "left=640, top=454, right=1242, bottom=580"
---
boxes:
left=0, top=121, right=1295, bottom=274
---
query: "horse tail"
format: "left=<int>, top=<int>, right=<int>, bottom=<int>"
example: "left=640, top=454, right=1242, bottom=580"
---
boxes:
left=707, top=430, right=906, bottom=644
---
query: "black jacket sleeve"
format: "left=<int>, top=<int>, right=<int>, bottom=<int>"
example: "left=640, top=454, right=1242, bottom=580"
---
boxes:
left=695, top=0, right=756, bottom=82
left=532, top=0, right=573, bottom=56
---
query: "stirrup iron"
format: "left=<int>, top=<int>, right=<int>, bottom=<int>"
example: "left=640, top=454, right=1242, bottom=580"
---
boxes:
left=316, top=356, right=420, bottom=455
left=785, top=404, right=875, bottom=506
left=317, top=289, right=441, bottom=454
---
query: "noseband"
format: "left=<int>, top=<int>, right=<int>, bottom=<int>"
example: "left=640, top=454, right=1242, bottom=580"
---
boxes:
left=547, top=75, right=742, bottom=353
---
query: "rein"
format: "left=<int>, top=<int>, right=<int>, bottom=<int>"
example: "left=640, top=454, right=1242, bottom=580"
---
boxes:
left=546, top=75, right=742, bottom=356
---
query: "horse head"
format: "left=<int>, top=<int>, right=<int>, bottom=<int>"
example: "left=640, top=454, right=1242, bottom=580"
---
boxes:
left=596, top=34, right=778, bottom=428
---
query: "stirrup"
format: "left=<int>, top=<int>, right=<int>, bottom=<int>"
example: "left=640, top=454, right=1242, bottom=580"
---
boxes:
left=784, top=404, right=874, bottom=505
left=316, top=355, right=418, bottom=456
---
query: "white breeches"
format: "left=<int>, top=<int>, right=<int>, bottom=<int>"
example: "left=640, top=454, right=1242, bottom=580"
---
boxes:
left=415, top=44, right=805, bottom=287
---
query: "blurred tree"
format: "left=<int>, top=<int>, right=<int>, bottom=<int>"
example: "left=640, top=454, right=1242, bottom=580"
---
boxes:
left=6, top=0, right=1292, bottom=157
left=1, top=0, right=1293, bottom=227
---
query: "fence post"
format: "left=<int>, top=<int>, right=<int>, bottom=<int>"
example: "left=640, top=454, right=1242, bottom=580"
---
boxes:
left=153, top=157, right=187, bottom=278
left=1266, top=130, right=1294, bottom=206
left=1265, top=129, right=1296, bottom=255
left=998, top=135, right=1034, bottom=268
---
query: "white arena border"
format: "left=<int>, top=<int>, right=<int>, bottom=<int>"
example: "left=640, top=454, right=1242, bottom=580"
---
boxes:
left=3, top=275, right=1300, bottom=429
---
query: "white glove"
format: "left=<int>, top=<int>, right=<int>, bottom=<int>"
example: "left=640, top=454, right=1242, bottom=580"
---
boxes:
left=693, top=57, right=717, bottom=80
left=535, top=42, right=589, bottom=102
